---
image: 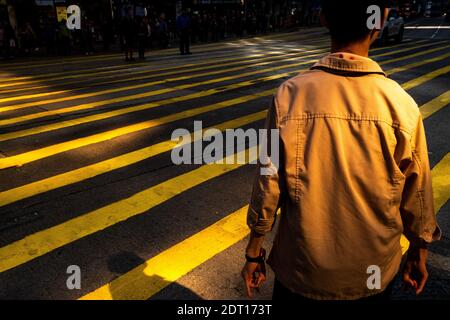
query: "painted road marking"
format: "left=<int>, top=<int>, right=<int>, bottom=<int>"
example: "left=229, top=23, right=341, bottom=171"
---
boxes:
left=0, top=51, right=447, bottom=167
left=0, top=147, right=258, bottom=273
left=0, top=42, right=329, bottom=94
left=0, top=31, right=325, bottom=72
left=0, top=85, right=278, bottom=168
left=377, top=42, right=450, bottom=65
left=0, top=54, right=322, bottom=120
left=80, top=206, right=252, bottom=300
left=0, top=39, right=432, bottom=111
left=0, top=45, right=329, bottom=104
left=0, top=87, right=447, bottom=207
left=1, top=42, right=445, bottom=142
left=402, top=65, right=450, bottom=91
left=0, top=29, right=324, bottom=70
left=0, top=110, right=268, bottom=206
left=420, top=90, right=450, bottom=120
left=0, top=36, right=420, bottom=90
left=0, top=39, right=432, bottom=106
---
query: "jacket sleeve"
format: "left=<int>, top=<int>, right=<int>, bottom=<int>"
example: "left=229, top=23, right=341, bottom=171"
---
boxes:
left=400, top=115, right=441, bottom=244
left=247, top=97, right=284, bottom=235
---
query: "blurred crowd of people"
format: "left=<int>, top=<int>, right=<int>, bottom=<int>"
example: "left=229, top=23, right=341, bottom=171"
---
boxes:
left=0, top=4, right=321, bottom=60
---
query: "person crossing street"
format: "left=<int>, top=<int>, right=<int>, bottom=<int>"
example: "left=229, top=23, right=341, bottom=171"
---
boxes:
left=177, top=9, right=192, bottom=55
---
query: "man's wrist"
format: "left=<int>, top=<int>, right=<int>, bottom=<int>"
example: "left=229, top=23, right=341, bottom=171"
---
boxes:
left=410, top=238, right=429, bottom=250
left=245, top=248, right=266, bottom=263
left=407, top=239, right=429, bottom=261
left=245, top=231, right=265, bottom=258
left=246, top=248, right=261, bottom=257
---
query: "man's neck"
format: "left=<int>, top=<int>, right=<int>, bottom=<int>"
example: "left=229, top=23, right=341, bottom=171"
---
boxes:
left=330, top=39, right=371, bottom=57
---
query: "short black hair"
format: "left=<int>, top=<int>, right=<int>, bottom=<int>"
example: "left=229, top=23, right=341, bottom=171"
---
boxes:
left=321, top=0, right=390, bottom=43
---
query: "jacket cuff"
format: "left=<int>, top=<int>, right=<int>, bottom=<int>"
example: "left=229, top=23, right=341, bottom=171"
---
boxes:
left=247, top=206, right=274, bottom=235
left=408, top=225, right=442, bottom=245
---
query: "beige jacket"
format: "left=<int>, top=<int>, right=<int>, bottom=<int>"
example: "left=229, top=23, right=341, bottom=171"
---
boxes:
left=247, top=52, right=441, bottom=300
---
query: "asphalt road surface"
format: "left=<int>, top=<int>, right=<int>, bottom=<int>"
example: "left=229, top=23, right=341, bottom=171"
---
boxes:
left=0, top=17, right=448, bottom=300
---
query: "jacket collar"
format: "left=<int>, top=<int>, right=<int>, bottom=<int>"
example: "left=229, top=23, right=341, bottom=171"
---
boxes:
left=311, top=52, right=386, bottom=76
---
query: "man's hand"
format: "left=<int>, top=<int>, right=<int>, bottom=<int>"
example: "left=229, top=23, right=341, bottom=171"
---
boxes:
left=242, top=231, right=266, bottom=298
left=403, top=245, right=429, bottom=295
left=241, top=261, right=266, bottom=299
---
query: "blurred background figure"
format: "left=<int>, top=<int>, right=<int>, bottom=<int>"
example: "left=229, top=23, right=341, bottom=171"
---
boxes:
left=4, top=22, right=17, bottom=58
left=176, top=9, right=191, bottom=55
left=57, top=19, right=71, bottom=56
left=102, top=19, right=114, bottom=51
left=82, top=19, right=95, bottom=56
left=137, top=16, right=150, bottom=60
left=42, top=19, right=56, bottom=56
left=0, top=21, right=4, bottom=58
left=122, top=8, right=136, bottom=61
left=19, top=22, right=38, bottom=55
left=156, top=13, right=169, bottom=49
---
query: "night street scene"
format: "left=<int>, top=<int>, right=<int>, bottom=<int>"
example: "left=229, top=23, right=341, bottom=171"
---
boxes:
left=0, top=0, right=449, bottom=310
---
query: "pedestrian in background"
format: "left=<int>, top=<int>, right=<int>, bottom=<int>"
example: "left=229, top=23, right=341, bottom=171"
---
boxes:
left=199, top=13, right=209, bottom=43
left=102, top=19, right=114, bottom=51
left=83, top=19, right=95, bottom=56
left=156, top=14, right=169, bottom=49
left=42, top=20, right=56, bottom=55
left=57, top=19, right=71, bottom=56
left=122, top=8, right=136, bottom=61
left=176, top=9, right=191, bottom=55
left=137, top=17, right=149, bottom=60
left=20, top=22, right=37, bottom=55
left=4, top=22, right=17, bottom=59
left=0, top=22, right=4, bottom=58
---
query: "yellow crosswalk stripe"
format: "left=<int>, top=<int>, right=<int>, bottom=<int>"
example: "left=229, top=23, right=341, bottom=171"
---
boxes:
left=0, top=87, right=445, bottom=208
left=0, top=36, right=421, bottom=90
left=402, top=65, right=450, bottom=91
left=396, top=64, right=450, bottom=89
left=432, top=153, right=450, bottom=213
left=0, top=38, right=431, bottom=111
left=0, top=109, right=268, bottom=206
left=378, top=43, right=450, bottom=66
left=0, top=41, right=444, bottom=139
left=0, top=45, right=330, bottom=104
left=0, top=37, right=331, bottom=91
left=0, top=29, right=322, bottom=70
left=386, top=51, right=450, bottom=75
left=0, top=51, right=448, bottom=167
left=0, top=90, right=71, bottom=103
left=79, top=153, right=449, bottom=300
left=0, top=147, right=258, bottom=274
left=0, top=52, right=118, bottom=68
left=0, top=54, right=321, bottom=118
left=3, top=32, right=303, bottom=69
left=0, top=42, right=329, bottom=94
left=0, top=86, right=276, bottom=168
left=0, top=52, right=266, bottom=92
left=0, top=69, right=295, bottom=144
left=0, top=31, right=325, bottom=72
left=0, top=35, right=427, bottom=79
left=420, top=90, right=450, bottom=119
left=69, top=39, right=443, bottom=94
left=80, top=206, right=252, bottom=300
left=0, top=38, right=431, bottom=106
left=0, top=31, right=326, bottom=83
left=369, top=39, right=428, bottom=58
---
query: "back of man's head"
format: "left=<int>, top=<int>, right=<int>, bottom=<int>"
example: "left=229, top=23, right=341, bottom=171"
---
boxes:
left=321, top=0, right=390, bottom=44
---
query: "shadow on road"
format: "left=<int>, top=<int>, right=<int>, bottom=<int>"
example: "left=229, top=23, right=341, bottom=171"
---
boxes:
left=107, top=251, right=202, bottom=300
